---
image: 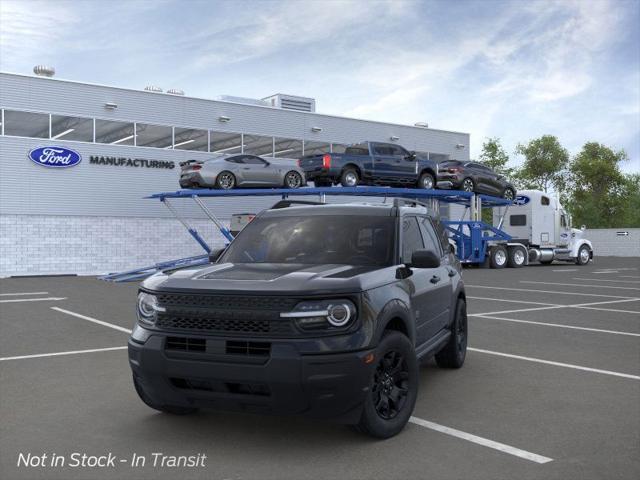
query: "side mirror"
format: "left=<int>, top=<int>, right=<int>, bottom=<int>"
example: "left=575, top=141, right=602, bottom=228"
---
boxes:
left=208, top=248, right=225, bottom=263
left=581, top=225, right=586, bottom=231
left=410, top=250, right=441, bottom=268
left=405, top=151, right=416, bottom=160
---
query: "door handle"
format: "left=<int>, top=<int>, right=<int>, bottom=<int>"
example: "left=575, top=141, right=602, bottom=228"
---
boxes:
left=430, top=275, right=441, bottom=284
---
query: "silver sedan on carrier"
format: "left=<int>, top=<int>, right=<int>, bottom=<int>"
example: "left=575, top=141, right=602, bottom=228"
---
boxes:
left=179, top=154, right=306, bottom=189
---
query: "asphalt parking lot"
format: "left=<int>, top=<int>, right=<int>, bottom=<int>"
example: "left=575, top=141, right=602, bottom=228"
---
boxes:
left=1, top=257, right=639, bottom=480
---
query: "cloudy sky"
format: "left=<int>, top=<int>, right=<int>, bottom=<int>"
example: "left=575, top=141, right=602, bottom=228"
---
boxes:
left=1, top=0, right=638, bottom=172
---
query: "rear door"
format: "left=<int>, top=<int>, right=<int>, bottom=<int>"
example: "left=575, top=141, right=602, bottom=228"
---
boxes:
left=371, top=143, right=397, bottom=181
left=388, top=144, right=417, bottom=182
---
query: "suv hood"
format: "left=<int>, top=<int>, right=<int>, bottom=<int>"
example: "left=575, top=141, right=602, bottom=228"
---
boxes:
left=142, top=262, right=397, bottom=295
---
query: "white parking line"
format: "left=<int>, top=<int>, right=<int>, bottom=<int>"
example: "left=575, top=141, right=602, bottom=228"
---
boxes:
left=468, top=348, right=640, bottom=380
left=620, top=275, right=640, bottom=279
left=466, top=296, right=559, bottom=307
left=466, top=285, right=637, bottom=299
left=521, top=281, right=640, bottom=291
left=0, top=297, right=67, bottom=303
left=51, top=307, right=132, bottom=334
left=552, top=269, right=578, bottom=272
left=0, top=346, right=127, bottom=362
left=472, top=298, right=640, bottom=317
left=471, top=314, right=640, bottom=337
left=0, top=292, right=49, bottom=296
left=573, top=278, right=640, bottom=284
left=409, top=416, right=553, bottom=464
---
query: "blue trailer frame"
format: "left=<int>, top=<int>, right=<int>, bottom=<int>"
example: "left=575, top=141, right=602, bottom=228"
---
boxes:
left=101, top=186, right=512, bottom=282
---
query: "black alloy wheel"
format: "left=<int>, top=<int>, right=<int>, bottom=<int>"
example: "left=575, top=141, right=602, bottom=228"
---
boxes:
left=284, top=171, right=303, bottom=189
left=372, top=350, right=409, bottom=420
left=216, top=171, right=236, bottom=189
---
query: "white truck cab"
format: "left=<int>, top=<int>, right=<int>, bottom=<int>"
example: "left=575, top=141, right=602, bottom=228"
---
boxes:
left=493, top=190, right=593, bottom=266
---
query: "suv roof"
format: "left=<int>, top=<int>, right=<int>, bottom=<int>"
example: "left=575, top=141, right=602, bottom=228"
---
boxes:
left=261, top=202, right=430, bottom=218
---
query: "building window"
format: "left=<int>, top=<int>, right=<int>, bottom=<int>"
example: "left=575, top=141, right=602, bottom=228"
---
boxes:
left=95, top=119, right=135, bottom=145
left=210, top=131, right=243, bottom=154
left=173, top=127, right=208, bottom=151
left=51, top=114, right=93, bottom=142
left=244, top=134, right=274, bottom=156
left=273, top=137, right=303, bottom=159
left=3, top=110, right=49, bottom=138
left=135, top=123, right=173, bottom=149
left=303, top=140, right=331, bottom=156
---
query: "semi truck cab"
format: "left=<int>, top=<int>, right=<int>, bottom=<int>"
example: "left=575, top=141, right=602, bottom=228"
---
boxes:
left=493, top=190, right=593, bottom=265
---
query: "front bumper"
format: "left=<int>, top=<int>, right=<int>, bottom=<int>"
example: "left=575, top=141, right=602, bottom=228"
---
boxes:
left=129, top=329, right=375, bottom=423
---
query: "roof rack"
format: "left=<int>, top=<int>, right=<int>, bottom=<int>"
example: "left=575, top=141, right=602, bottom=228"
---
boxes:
left=270, top=199, right=325, bottom=209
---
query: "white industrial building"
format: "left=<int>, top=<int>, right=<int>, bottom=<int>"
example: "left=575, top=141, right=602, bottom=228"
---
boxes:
left=0, top=69, right=471, bottom=276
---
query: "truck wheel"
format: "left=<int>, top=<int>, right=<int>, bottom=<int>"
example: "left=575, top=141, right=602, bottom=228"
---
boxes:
left=461, top=178, right=475, bottom=192
left=418, top=172, right=435, bottom=190
left=576, top=245, right=591, bottom=265
left=133, top=377, right=198, bottom=415
left=489, top=245, right=507, bottom=269
left=355, top=331, right=418, bottom=439
left=507, top=246, right=526, bottom=268
left=340, top=168, right=359, bottom=187
left=216, top=171, right=236, bottom=189
left=435, top=298, right=467, bottom=369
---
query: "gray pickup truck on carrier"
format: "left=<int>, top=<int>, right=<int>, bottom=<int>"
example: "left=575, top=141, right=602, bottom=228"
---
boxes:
left=299, top=141, right=440, bottom=190
left=129, top=199, right=467, bottom=438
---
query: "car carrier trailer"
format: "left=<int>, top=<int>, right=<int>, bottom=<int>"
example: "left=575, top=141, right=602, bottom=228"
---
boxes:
left=100, top=186, right=592, bottom=282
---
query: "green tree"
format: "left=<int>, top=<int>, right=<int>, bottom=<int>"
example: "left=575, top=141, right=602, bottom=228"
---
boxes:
left=515, top=135, right=569, bottom=193
left=479, top=137, right=514, bottom=177
left=566, top=142, right=634, bottom=228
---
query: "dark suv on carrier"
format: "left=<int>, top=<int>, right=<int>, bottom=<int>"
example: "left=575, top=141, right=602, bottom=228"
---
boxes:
left=129, top=200, right=467, bottom=438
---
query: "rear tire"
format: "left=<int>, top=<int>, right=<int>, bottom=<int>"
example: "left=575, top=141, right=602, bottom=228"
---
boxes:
left=340, top=168, right=359, bottom=187
left=507, top=246, right=526, bottom=268
left=503, top=187, right=515, bottom=201
left=417, top=172, right=435, bottom=190
left=461, top=177, right=475, bottom=192
left=284, top=171, right=303, bottom=189
left=489, top=245, right=508, bottom=269
left=133, top=377, right=198, bottom=415
left=215, top=171, right=236, bottom=190
left=355, top=331, right=418, bottom=439
left=435, top=299, right=467, bottom=369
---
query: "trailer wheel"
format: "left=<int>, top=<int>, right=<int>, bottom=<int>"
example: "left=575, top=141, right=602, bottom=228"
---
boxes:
left=489, top=245, right=508, bottom=269
left=507, top=246, right=526, bottom=268
left=576, top=245, right=591, bottom=265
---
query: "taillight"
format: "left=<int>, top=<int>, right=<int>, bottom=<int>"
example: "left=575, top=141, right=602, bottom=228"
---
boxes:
left=448, top=167, right=460, bottom=173
left=192, top=165, right=202, bottom=171
left=322, top=154, right=331, bottom=169
left=297, top=159, right=301, bottom=167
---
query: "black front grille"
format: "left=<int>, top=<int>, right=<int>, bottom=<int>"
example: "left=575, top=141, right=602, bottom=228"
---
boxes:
left=165, top=336, right=206, bottom=352
left=154, top=293, right=298, bottom=336
left=226, top=341, right=271, bottom=356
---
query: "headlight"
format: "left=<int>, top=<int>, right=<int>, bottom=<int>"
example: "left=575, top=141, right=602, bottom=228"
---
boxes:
left=136, top=292, right=164, bottom=326
left=280, top=299, right=356, bottom=331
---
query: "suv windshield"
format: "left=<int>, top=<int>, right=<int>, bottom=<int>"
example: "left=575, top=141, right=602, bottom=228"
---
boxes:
left=220, top=215, right=396, bottom=266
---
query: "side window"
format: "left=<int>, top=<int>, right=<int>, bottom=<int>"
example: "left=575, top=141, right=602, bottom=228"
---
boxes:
left=418, top=217, right=442, bottom=256
left=431, top=218, right=451, bottom=252
left=389, top=145, right=408, bottom=157
left=510, top=215, right=527, bottom=226
left=243, top=155, right=266, bottom=165
left=401, top=217, right=425, bottom=264
left=226, top=156, right=244, bottom=164
left=561, top=214, right=567, bottom=228
left=541, top=196, right=550, bottom=206
left=373, top=145, right=392, bottom=155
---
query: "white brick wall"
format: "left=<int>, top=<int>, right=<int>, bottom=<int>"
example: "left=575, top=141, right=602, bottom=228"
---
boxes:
left=586, top=228, right=640, bottom=257
left=0, top=214, right=230, bottom=277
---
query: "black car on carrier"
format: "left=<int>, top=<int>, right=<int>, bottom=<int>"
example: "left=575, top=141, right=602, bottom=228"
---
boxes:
left=128, top=199, right=467, bottom=438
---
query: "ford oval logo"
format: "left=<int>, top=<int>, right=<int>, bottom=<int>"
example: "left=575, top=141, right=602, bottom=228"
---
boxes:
left=28, top=146, right=82, bottom=168
left=514, top=195, right=530, bottom=206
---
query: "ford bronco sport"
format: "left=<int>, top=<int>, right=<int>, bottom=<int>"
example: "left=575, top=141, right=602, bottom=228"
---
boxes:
left=129, top=199, right=467, bottom=438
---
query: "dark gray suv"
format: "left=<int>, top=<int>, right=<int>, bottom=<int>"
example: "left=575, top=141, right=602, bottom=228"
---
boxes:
left=128, top=200, right=467, bottom=438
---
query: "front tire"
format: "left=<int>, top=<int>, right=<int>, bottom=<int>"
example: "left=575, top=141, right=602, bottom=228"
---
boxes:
left=576, top=245, right=591, bottom=265
left=340, top=168, right=359, bottom=187
left=284, top=171, right=303, bottom=189
left=216, top=171, right=236, bottom=190
left=435, top=299, right=467, bottom=369
left=356, top=331, right=418, bottom=439
left=417, top=172, right=435, bottom=190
